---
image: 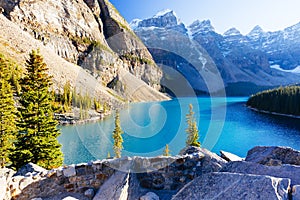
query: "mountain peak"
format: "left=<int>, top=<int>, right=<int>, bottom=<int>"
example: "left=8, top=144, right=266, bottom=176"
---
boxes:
left=131, top=9, right=183, bottom=30
left=153, top=9, right=175, bottom=18
left=247, top=25, right=265, bottom=39
left=188, top=20, right=215, bottom=35
left=223, top=28, right=242, bottom=37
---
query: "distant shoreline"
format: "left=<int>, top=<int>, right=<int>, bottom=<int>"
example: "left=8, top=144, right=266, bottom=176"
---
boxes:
left=247, top=106, right=300, bottom=119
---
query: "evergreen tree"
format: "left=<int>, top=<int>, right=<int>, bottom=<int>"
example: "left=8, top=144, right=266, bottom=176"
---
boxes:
left=0, top=56, right=17, bottom=167
left=62, top=80, right=72, bottom=111
left=112, top=111, right=123, bottom=158
left=11, top=49, right=63, bottom=170
left=163, top=144, right=170, bottom=156
left=185, top=104, right=200, bottom=147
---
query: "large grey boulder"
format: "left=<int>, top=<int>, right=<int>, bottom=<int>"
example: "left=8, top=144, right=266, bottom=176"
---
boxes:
left=171, top=172, right=290, bottom=200
left=221, top=161, right=300, bottom=185
left=93, top=171, right=130, bottom=200
left=246, top=146, right=300, bottom=166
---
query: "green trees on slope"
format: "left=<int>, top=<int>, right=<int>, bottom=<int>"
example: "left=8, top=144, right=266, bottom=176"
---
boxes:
left=112, top=110, right=123, bottom=158
left=247, top=86, right=300, bottom=116
left=186, top=104, right=200, bottom=147
left=0, top=55, right=17, bottom=167
left=10, top=50, right=63, bottom=169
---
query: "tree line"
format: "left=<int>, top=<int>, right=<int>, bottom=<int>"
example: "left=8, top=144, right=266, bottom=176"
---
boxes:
left=247, top=85, right=300, bottom=116
left=53, top=80, right=110, bottom=120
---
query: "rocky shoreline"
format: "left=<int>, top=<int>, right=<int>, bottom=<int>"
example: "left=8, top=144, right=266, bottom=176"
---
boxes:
left=1, top=146, right=300, bottom=200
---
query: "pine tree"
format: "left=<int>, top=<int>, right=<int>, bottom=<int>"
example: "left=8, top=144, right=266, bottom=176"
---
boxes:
left=11, top=50, right=63, bottom=170
left=163, top=144, right=171, bottom=156
left=62, top=80, right=72, bottom=111
left=185, top=104, right=200, bottom=147
left=0, top=55, right=17, bottom=167
left=107, top=151, right=111, bottom=159
left=112, top=111, right=123, bottom=158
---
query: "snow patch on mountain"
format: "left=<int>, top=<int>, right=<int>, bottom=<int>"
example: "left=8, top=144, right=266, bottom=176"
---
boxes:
left=188, top=20, right=215, bottom=36
left=129, top=19, right=142, bottom=29
left=223, top=28, right=242, bottom=37
left=154, top=9, right=173, bottom=18
left=271, top=64, right=300, bottom=73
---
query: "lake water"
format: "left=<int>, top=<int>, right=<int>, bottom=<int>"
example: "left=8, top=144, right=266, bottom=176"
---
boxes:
left=59, top=97, right=300, bottom=165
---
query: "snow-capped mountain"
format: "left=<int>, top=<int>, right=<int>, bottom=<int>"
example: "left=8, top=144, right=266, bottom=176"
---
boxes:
left=131, top=10, right=300, bottom=95
left=130, top=9, right=187, bottom=34
left=188, top=20, right=215, bottom=36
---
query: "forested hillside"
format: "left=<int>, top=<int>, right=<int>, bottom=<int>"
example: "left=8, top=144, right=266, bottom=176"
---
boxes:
left=247, top=85, right=300, bottom=116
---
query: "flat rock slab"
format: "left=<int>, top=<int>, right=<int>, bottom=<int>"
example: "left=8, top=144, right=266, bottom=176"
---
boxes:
left=93, top=171, right=129, bottom=200
left=171, top=172, right=290, bottom=200
left=220, top=150, right=244, bottom=162
left=246, top=146, right=300, bottom=165
left=221, top=161, right=300, bottom=185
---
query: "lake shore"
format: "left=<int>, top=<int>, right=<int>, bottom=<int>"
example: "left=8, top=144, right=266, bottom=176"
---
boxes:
left=247, top=106, right=300, bottom=119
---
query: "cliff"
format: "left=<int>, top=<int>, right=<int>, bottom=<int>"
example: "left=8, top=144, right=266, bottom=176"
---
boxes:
left=0, top=0, right=169, bottom=103
left=2, top=146, right=300, bottom=200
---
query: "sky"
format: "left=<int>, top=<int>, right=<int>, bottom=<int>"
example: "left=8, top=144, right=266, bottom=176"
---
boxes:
left=110, top=0, right=300, bottom=35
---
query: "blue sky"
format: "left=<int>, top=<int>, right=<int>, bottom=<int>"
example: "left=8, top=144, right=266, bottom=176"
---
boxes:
left=110, top=0, right=300, bottom=34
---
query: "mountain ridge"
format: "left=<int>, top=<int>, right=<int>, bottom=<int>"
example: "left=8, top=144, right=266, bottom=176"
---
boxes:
left=131, top=10, right=300, bottom=95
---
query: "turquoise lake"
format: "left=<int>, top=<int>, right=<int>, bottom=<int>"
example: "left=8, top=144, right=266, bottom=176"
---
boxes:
left=59, top=97, right=300, bottom=165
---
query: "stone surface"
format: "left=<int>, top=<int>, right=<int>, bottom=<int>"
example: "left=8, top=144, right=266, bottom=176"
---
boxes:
left=84, top=188, right=95, bottom=198
left=62, top=197, right=79, bottom=200
left=292, top=185, right=300, bottom=200
left=0, top=176, right=7, bottom=200
left=139, top=192, right=160, bottom=200
left=93, top=171, right=130, bottom=200
left=172, top=172, right=290, bottom=200
left=220, top=150, right=244, bottom=162
left=221, top=161, right=300, bottom=185
left=245, top=146, right=300, bottom=166
left=19, top=177, right=34, bottom=190
left=15, top=163, right=47, bottom=176
left=5, top=146, right=300, bottom=199
left=63, top=165, right=76, bottom=177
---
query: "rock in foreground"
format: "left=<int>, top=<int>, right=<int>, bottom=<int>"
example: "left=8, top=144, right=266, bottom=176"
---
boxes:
left=246, top=146, right=300, bottom=166
left=172, top=172, right=290, bottom=200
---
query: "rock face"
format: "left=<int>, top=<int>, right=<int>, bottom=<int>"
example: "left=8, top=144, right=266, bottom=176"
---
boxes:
left=245, top=146, right=300, bottom=166
left=171, top=172, right=290, bottom=200
left=132, top=11, right=300, bottom=96
left=221, top=161, right=300, bottom=185
left=0, top=0, right=168, bottom=102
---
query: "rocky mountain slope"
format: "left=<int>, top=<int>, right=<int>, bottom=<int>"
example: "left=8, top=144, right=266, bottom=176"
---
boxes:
left=2, top=146, right=300, bottom=199
left=0, top=0, right=169, bottom=103
left=132, top=10, right=300, bottom=96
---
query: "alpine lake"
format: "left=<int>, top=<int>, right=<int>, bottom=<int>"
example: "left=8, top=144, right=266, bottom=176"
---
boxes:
left=59, top=97, right=300, bottom=165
